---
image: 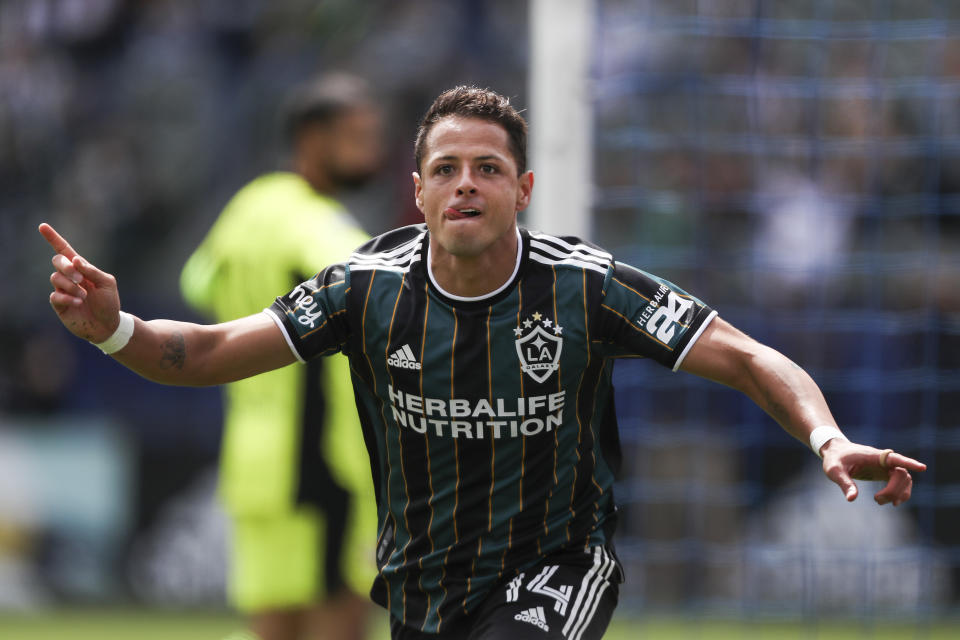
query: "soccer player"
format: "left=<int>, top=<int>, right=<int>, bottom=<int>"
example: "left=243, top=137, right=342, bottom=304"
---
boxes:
left=179, top=74, right=382, bottom=640
left=41, top=86, right=924, bottom=640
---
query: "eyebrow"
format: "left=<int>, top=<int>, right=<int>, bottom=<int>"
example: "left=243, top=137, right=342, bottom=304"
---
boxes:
left=430, top=154, right=505, bottom=164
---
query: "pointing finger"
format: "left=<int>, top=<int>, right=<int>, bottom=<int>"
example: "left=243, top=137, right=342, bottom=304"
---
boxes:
left=39, top=223, right=79, bottom=260
left=883, top=452, right=926, bottom=473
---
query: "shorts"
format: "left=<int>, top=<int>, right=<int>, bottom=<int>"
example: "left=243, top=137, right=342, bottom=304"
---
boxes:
left=222, top=355, right=378, bottom=614
left=229, top=499, right=376, bottom=613
left=390, top=545, right=622, bottom=640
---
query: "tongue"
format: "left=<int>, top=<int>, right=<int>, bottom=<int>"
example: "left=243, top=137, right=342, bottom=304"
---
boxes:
left=445, top=208, right=474, bottom=220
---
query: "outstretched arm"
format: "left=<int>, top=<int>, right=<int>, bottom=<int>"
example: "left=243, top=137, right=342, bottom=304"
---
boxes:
left=679, top=316, right=925, bottom=506
left=40, top=223, right=295, bottom=386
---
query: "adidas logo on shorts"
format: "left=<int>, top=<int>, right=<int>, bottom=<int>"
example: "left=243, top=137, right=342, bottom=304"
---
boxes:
left=387, top=344, right=421, bottom=370
left=514, top=605, right=549, bottom=632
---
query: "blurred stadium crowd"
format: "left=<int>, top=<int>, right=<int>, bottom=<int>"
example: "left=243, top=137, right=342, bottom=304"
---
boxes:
left=592, top=0, right=960, bottom=617
left=0, top=0, right=958, bottom=621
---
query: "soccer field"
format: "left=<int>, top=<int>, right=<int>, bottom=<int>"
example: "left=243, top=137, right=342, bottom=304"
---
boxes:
left=1, top=610, right=958, bottom=640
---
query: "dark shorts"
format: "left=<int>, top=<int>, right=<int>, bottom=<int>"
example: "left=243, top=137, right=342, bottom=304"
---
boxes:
left=391, top=545, right=622, bottom=640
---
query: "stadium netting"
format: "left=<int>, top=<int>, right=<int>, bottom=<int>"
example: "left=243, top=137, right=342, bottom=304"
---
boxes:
left=591, top=0, right=960, bottom=619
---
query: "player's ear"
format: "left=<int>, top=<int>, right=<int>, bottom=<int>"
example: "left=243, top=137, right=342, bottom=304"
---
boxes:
left=516, top=170, right=533, bottom=212
left=412, top=172, right=424, bottom=212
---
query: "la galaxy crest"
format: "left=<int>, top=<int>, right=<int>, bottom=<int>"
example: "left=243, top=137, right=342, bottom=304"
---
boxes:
left=514, top=312, right=563, bottom=383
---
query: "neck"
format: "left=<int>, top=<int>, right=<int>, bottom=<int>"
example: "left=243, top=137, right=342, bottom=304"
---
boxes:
left=429, top=228, right=520, bottom=299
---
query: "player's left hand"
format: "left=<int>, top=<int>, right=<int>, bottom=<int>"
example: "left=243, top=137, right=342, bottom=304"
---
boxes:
left=819, top=439, right=926, bottom=507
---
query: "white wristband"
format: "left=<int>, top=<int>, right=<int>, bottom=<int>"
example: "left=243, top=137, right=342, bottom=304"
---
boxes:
left=809, top=425, right=848, bottom=458
left=93, top=311, right=135, bottom=354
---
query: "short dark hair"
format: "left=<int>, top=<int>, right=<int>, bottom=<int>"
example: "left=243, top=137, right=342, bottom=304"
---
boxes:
left=414, top=86, right=527, bottom=175
left=283, top=73, right=375, bottom=142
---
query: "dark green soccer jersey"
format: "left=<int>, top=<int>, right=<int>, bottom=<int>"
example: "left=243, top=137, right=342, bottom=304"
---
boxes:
left=267, top=224, right=716, bottom=633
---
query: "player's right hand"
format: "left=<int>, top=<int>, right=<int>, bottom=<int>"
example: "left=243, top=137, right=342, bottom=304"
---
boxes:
left=40, top=223, right=122, bottom=343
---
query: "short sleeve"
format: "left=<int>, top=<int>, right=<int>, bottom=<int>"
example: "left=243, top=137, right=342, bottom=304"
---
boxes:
left=266, top=263, right=352, bottom=362
left=597, top=261, right=717, bottom=370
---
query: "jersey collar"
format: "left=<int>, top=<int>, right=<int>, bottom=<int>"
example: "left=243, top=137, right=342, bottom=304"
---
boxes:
left=424, top=226, right=526, bottom=307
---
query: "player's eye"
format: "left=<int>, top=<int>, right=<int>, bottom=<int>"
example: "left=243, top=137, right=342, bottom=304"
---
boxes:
left=479, top=164, right=497, bottom=174
left=435, top=164, right=453, bottom=176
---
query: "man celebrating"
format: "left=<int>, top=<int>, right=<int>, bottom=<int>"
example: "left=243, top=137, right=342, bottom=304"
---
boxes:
left=41, top=86, right=924, bottom=640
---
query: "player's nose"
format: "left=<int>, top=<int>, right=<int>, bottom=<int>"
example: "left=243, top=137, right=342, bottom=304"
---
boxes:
left=455, top=168, right=478, bottom=195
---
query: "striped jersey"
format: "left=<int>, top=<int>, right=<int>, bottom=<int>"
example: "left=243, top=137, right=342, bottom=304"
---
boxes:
left=266, top=224, right=717, bottom=633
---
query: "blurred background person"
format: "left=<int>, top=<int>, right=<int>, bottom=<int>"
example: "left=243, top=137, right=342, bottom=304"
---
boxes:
left=179, top=73, right=383, bottom=640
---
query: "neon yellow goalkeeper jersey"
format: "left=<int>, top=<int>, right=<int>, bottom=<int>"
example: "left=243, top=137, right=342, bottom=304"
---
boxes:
left=181, top=171, right=372, bottom=517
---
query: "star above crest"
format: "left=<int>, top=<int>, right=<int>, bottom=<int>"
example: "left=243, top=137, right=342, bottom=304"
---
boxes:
left=515, top=313, right=563, bottom=337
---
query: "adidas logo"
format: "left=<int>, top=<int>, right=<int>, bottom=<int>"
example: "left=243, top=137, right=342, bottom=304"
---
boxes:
left=387, top=344, right=421, bottom=370
left=514, top=606, right=549, bottom=632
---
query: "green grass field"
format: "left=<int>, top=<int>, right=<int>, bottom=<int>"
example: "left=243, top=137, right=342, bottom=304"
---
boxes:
left=0, top=609, right=958, bottom=640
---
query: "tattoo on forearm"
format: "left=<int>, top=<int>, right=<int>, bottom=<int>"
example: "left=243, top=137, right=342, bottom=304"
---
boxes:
left=159, top=332, right=186, bottom=370
left=765, top=394, right=792, bottom=426
left=762, top=362, right=806, bottom=427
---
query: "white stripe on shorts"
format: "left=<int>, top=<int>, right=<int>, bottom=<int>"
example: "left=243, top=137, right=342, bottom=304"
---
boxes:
left=570, top=558, right=616, bottom=640
left=561, top=546, right=614, bottom=639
